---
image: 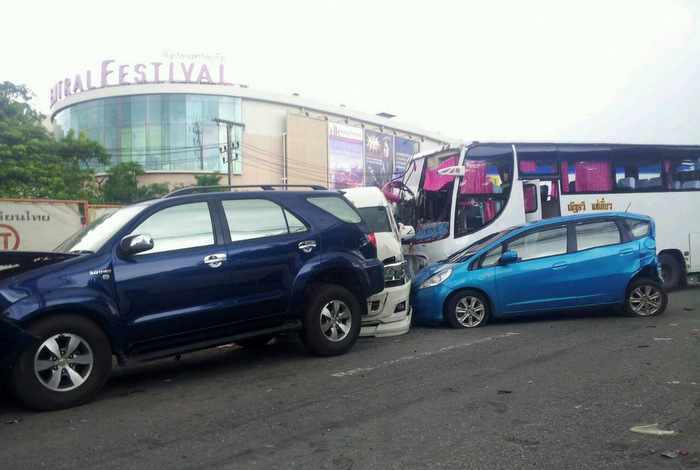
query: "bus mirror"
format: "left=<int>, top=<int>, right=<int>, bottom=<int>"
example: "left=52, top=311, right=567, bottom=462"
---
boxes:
left=437, top=165, right=466, bottom=177
left=398, top=223, right=415, bottom=241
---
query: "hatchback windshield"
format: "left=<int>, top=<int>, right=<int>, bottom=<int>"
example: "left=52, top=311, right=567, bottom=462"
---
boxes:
left=357, top=206, right=392, bottom=233
left=54, top=204, right=148, bottom=254
left=444, top=226, right=520, bottom=263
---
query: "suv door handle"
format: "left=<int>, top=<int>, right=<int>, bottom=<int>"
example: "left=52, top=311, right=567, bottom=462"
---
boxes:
left=203, top=253, right=227, bottom=268
left=552, top=261, right=568, bottom=270
left=298, top=240, right=317, bottom=253
left=619, top=248, right=634, bottom=255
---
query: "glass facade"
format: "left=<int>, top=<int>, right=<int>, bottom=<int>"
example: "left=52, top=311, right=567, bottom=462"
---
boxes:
left=53, top=94, right=242, bottom=173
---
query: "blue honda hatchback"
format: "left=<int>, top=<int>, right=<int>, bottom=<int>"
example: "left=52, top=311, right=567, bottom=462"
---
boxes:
left=412, top=213, right=666, bottom=328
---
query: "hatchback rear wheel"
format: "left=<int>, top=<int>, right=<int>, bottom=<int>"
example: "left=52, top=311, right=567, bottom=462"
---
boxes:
left=625, top=279, right=667, bottom=317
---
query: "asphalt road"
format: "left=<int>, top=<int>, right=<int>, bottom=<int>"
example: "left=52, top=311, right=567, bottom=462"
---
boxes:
left=1, top=289, right=698, bottom=470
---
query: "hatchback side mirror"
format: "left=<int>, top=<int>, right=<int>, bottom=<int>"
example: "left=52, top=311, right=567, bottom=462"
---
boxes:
left=499, top=250, right=518, bottom=265
left=120, top=234, right=154, bottom=256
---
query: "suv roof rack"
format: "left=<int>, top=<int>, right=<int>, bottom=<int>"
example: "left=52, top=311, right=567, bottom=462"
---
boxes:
left=165, top=184, right=328, bottom=198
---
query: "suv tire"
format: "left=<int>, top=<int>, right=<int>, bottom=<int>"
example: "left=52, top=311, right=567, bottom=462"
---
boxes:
left=10, top=315, right=112, bottom=411
left=303, top=283, right=361, bottom=356
left=624, top=278, right=667, bottom=317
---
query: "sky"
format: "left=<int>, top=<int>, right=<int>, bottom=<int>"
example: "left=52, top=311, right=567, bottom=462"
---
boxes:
left=2, top=0, right=699, bottom=144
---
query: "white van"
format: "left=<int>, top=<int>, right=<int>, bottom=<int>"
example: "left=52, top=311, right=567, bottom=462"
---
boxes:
left=343, top=187, right=413, bottom=337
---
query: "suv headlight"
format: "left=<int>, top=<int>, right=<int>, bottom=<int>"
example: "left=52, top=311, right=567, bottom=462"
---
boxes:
left=384, top=260, right=407, bottom=287
left=420, top=268, right=452, bottom=289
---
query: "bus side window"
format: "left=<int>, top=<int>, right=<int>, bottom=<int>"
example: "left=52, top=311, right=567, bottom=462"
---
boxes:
left=455, top=145, right=514, bottom=238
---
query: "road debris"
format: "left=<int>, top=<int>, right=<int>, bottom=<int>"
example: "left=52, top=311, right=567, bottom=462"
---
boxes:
left=497, top=390, right=513, bottom=395
left=638, top=345, right=650, bottom=348
left=630, top=424, right=677, bottom=436
left=684, top=306, right=695, bottom=312
left=666, top=380, right=681, bottom=385
left=4, top=418, right=22, bottom=425
left=661, top=450, right=679, bottom=459
left=653, top=337, right=673, bottom=341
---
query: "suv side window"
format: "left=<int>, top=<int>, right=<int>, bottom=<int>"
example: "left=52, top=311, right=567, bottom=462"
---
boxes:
left=623, top=218, right=650, bottom=239
left=575, top=220, right=621, bottom=251
left=131, top=202, right=214, bottom=254
left=506, top=226, right=568, bottom=261
left=223, top=199, right=306, bottom=241
left=307, top=197, right=361, bottom=223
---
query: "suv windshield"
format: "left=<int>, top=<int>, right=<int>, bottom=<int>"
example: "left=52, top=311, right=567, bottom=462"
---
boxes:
left=444, top=226, right=520, bottom=263
left=54, top=204, right=148, bottom=254
left=357, top=206, right=392, bottom=233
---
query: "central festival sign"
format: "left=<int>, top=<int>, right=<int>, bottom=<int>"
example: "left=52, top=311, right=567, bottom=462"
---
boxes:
left=50, top=59, right=233, bottom=108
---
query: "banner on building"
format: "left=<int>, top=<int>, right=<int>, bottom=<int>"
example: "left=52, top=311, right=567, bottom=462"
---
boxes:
left=364, top=130, right=394, bottom=188
left=394, top=137, right=420, bottom=178
left=328, top=123, right=364, bottom=189
left=0, top=199, right=86, bottom=252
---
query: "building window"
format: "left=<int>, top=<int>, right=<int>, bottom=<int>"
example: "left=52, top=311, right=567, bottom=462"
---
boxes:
left=53, top=94, right=242, bottom=173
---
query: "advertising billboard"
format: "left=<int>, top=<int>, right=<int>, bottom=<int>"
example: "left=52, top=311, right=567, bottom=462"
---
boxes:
left=364, top=130, right=394, bottom=188
left=0, top=200, right=85, bottom=252
left=394, top=137, right=420, bottom=178
left=328, top=123, right=364, bottom=189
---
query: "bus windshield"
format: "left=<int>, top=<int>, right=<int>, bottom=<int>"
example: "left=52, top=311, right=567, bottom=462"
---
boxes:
left=412, top=152, right=459, bottom=243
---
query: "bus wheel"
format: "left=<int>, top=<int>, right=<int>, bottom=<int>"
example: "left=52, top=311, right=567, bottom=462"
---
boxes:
left=658, top=253, right=681, bottom=290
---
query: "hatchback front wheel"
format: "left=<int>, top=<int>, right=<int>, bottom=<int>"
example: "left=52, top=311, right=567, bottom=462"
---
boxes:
left=445, top=290, right=491, bottom=329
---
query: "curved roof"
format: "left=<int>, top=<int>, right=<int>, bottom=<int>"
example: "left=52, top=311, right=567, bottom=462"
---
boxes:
left=50, top=82, right=454, bottom=145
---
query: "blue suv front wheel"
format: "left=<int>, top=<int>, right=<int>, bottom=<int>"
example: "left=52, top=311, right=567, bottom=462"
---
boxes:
left=10, top=315, right=113, bottom=411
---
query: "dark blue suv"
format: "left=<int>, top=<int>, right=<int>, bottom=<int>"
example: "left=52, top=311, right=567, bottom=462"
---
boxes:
left=0, top=186, right=384, bottom=410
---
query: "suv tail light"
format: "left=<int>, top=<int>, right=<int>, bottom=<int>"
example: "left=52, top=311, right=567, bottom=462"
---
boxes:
left=367, top=232, right=377, bottom=248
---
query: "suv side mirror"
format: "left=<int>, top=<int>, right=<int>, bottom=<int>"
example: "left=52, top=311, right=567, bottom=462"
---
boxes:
left=499, top=250, right=518, bottom=265
left=120, top=234, right=154, bottom=256
left=398, top=223, right=415, bottom=241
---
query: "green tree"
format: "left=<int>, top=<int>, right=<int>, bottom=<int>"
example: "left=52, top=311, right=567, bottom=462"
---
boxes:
left=101, top=161, right=169, bottom=204
left=0, top=81, right=109, bottom=201
left=194, top=172, right=223, bottom=186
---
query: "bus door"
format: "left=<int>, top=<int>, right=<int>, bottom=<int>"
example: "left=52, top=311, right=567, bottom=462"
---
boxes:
left=523, top=180, right=542, bottom=222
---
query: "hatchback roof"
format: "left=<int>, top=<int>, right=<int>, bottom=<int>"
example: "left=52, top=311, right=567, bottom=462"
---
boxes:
left=524, top=212, right=651, bottom=229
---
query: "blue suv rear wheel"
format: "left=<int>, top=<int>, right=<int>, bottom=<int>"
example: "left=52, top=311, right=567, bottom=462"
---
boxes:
left=303, top=283, right=361, bottom=356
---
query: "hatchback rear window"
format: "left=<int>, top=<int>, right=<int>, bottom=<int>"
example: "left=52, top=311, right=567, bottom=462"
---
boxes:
left=307, top=197, right=361, bottom=223
left=623, top=218, right=650, bottom=239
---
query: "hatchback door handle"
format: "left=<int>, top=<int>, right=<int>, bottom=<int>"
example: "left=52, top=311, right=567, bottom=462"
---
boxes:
left=552, top=261, right=568, bottom=270
left=203, top=253, right=227, bottom=268
left=619, top=248, right=634, bottom=255
left=298, top=240, right=317, bottom=253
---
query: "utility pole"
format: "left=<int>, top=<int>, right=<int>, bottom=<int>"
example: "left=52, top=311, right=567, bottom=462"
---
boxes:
left=213, top=118, right=246, bottom=186
left=192, top=122, right=204, bottom=170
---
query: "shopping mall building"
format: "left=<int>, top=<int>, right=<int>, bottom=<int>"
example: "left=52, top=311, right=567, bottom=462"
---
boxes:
left=50, top=59, right=452, bottom=189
